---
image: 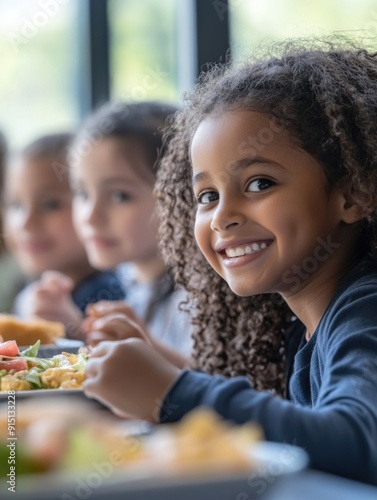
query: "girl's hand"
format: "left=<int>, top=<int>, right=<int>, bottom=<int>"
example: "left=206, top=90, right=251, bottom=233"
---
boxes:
left=84, top=301, right=189, bottom=371
left=83, top=302, right=152, bottom=346
left=84, top=301, right=141, bottom=326
left=28, top=271, right=84, bottom=340
left=83, top=338, right=181, bottom=421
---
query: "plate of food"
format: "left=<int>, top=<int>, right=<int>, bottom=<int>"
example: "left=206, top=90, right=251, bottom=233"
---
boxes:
left=0, top=314, right=84, bottom=360
left=0, top=401, right=309, bottom=499
left=0, top=338, right=88, bottom=397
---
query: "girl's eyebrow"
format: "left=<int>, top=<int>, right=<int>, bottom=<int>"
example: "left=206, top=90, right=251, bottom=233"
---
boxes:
left=101, top=177, right=140, bottom=187
left=192, top=156, right=285, bottom=186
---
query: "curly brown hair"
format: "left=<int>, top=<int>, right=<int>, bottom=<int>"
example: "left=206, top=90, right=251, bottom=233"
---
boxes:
left=155, top=39, right=377, bottom=396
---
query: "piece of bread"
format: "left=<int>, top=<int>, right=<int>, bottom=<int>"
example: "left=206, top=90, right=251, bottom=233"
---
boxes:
left=0, top=314, right=65, bottom=345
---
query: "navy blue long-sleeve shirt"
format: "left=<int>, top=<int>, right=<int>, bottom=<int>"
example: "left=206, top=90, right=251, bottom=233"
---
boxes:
left=160, top=258, right=377, bottom=485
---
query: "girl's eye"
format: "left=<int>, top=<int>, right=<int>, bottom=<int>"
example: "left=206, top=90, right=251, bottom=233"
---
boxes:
left=74, top=189, right=89, bottom=201
left=42, top=199, right=63, bottom=211
left=197, top=191, right=219, bottom=205
left=247, top=178, right=275, bottom=192
left=111, top=191, right=132, bottom=203
left=4, top=201, right=22, bottom=211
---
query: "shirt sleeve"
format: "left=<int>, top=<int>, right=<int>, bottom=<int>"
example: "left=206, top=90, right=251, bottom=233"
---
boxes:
left=11, top=284, right=33, bottom=318
left=160, top=283, right=377, bottom=485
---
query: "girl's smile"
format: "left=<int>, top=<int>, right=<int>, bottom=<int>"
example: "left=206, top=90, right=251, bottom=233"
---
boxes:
left=191, top=110, right=361, bottom=302
left=215, top=238, right=273, bottom=268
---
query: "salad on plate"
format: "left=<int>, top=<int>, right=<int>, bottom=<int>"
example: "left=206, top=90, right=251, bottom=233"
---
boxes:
left=0, top=339, right=88, bottom=392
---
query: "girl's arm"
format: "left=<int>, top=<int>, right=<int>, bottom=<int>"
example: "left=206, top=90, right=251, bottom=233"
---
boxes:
left=83, top=282, right=377, bottom=486
left=155, top=283, right=377, bottom=486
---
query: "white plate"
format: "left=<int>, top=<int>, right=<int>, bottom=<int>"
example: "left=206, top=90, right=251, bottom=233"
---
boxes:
left=0, top=388, right=83, bottom=400
left=19, top=338, right=84, bottom=358
left=248, top=441, right=309, bottom=475
left=54, top=338, right=84, bottom=349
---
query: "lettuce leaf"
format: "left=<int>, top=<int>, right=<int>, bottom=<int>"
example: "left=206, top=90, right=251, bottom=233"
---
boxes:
left=21, top=340, right=41, bottom=358
left=24, top=368, right=42, bottom=388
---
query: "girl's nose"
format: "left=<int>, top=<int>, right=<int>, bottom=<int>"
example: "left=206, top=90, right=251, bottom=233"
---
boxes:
left=22, top=208, right=39, bottom=230
left=85, top=199, right=105, bottom=227
left=210, top=199, right=246, bottom=232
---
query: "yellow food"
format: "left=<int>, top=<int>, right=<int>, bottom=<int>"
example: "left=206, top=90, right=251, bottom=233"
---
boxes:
left=0, top=314, right=64, bottom=345
left=0, top=352, right=87, bottom=392
left=143, top=408, right=263, bottom=474
left=0, top=371, right=32, bottom=391
left=0, top=403, right=262, bottom=478
left=40, top=368, right=85, bottom=389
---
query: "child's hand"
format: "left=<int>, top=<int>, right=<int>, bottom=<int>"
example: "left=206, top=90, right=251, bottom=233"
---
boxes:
left=83, top=338, right=181, bottom=421
left=83, top=301, right=152, bottom=346
left=84, top=301, right=141, bottom=325
left=28, top=271, right=84, bottom=339
left=84, top=311, right=152, bottom=347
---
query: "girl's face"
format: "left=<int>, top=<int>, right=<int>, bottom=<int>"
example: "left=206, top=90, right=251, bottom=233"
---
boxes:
left=71, top=137, right=158, bottom=270
left=191, top=111, right=350, bottom=298
left=3, top=157, right=89, bottom=278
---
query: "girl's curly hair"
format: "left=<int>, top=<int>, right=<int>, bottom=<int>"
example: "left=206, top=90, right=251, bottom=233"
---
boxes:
left=155, top=39, right=377, bottom=396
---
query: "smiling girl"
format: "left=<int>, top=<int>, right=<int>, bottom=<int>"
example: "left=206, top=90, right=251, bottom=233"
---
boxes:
left=83, top=42, right=377, bottom=484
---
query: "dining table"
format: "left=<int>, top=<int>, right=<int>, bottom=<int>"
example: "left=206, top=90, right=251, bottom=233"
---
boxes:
left=1, top=343, right=376, bottom=500
left=2, top=468, right=377, bottom=500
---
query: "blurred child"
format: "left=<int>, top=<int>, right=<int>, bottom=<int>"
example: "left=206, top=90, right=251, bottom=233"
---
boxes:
left=2, top=133, right=124, bottom=336
left=36, top=103, right=192, bottom=355
left=84, top=43, right=377, bottom=484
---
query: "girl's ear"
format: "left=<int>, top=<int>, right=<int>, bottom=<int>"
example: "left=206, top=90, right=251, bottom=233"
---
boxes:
left=339, top=184, right=374, bottom=224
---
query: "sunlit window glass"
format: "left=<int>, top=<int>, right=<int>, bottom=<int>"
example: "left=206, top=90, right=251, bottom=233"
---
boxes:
left=0, top=0, right=79, bottom=150
left=230, top=0, right=376, bottom=60
left=109, top=0, right=179, bottom=103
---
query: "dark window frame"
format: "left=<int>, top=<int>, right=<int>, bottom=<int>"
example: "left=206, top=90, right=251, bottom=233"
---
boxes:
left=77, top=0, right=230, bottom=117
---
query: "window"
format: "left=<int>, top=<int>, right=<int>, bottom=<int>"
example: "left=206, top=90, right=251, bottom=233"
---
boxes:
left=109, top=0, right=179, bottom=103
left=0, top=0, right=79, bottom=150
left=230, top=0, right=376, bottom=60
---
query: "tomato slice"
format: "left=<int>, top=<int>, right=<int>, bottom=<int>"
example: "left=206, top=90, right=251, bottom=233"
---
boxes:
left=0, top=340, right=19, bottom=357
left=0, top=359, right=28, bottom=372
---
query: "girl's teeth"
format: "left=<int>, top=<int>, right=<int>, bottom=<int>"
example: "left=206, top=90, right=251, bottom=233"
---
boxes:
left=225, top=242, right=268, bottom=258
